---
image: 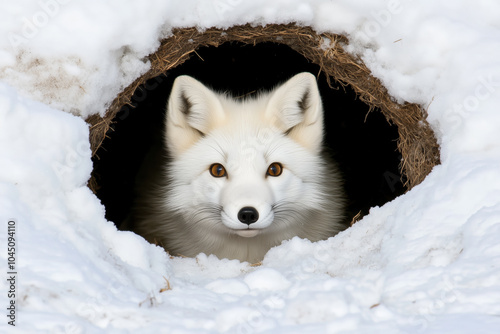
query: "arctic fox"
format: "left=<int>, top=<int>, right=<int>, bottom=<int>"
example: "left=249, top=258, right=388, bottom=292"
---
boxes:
left=124, top=72, right=346, bottom=263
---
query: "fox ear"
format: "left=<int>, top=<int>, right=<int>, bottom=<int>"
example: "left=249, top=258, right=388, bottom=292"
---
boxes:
left=265, top=72, right=324, bottom=152
left=166, top=75, right=225, bottom=156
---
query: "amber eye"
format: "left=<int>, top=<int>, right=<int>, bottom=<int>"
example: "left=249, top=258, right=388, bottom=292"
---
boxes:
left=209, top=163, right=227, bottom=178
left=267, top=162, right=283, bottom=177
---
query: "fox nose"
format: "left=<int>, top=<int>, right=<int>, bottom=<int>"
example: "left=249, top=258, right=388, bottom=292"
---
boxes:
left=238, top=207, right=259, bottom=225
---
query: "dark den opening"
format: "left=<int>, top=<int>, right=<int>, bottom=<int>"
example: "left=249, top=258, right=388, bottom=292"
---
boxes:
left=92, top=42, right=405, bottom=227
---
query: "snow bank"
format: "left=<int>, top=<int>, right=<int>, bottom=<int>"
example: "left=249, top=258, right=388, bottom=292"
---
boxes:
left=1, top=0, right=500, bottom=333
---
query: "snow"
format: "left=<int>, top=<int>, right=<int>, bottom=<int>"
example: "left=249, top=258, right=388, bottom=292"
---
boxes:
left=1, top=0, right=500, bottom=333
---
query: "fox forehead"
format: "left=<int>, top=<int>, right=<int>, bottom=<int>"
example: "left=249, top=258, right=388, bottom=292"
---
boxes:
left=190, top=126, right=286, bottom=165
left=215, top=95, right=274, bottom=126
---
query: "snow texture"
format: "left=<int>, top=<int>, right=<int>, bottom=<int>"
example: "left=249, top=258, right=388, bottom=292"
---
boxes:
left=1, top=0, right=500, bottom=333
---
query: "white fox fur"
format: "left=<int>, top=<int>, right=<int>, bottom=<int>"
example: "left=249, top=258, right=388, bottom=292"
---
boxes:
left=124, top=72, right=346, bottom=263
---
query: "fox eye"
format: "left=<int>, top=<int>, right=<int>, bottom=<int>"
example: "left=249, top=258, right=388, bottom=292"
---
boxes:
left=209, top=163, right=227, bottom=178
left=267, top=162, right=283, bottom=177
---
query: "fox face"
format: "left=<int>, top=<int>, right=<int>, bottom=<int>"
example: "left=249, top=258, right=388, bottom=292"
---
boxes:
left=165, top=73, right=336, bottom=240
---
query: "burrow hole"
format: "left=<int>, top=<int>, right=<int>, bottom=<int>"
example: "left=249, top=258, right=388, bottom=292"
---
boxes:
left=92, top=42, right=405, bottom=227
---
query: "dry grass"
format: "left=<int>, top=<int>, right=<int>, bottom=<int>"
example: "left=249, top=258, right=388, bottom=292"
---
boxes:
left=86, top=23, right=440, bottom=192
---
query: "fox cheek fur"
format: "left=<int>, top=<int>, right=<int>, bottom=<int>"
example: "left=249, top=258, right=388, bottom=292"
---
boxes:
left=124, top=72, right=347, bottom=263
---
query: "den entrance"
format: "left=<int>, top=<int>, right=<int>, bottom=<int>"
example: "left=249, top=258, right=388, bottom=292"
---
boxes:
left=91, top=41, right=406, bottom=227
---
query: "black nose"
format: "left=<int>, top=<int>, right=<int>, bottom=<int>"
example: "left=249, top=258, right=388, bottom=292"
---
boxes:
left=237, top=207, right=259, bottom=225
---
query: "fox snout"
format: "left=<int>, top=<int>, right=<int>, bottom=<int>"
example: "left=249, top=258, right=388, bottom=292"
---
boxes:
left=219, top=178, right=275, bottom=231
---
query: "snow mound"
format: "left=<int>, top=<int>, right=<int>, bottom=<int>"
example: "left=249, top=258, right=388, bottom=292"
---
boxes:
left=1, top=1, right=500, bottom=333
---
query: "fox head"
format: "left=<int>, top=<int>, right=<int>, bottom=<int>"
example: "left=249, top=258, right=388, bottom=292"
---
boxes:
left=164, top=73, right=335, bottom=240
